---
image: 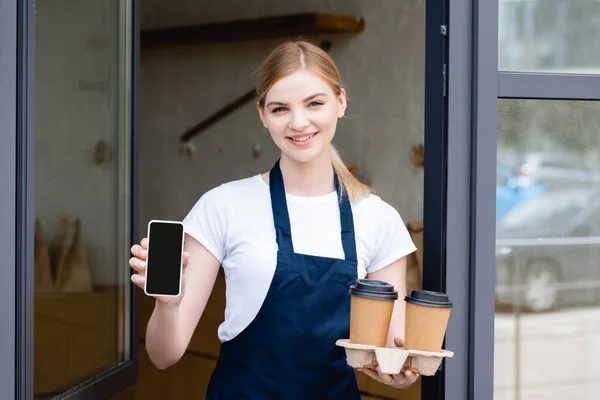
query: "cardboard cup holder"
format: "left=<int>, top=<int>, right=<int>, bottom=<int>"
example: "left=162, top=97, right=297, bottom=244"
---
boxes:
left=335, top=339, right=453, bottom=376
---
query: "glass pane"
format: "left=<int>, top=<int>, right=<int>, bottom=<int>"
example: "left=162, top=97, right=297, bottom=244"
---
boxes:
left=499, top=0, right=600, bottom=73
left=33, top=0, right=132, bottom=397
left=495, top=99, right=600, bottom=399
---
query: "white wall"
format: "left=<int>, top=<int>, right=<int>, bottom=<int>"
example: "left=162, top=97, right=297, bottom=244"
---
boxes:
left=139, top=0, right=426, bottom=236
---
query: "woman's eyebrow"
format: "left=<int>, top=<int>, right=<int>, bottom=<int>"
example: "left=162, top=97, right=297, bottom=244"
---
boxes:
left=304, top=93, right=327, bottom=102
left=266, top=93, right=327, bottom=107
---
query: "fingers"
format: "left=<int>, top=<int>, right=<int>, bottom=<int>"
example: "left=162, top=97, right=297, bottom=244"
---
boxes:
left=394, top=337, right=405, bottom=348
left=129, top=256, right=146, bottom=273
left=182, top=251, right=191, bottom=268
left=358, top=368, right=385, bottom=384
left=385, top=368, right=419, bottom=389
left=129, top=240, right=149, bottom=286
left=129, top=253, right=146, bottom=289
left=402, top=369, right=419, bottom=385
left=130, top=272, right=145, bottom=289
left=131, top=244, right=147, bottom=260
left=359, top=366, right=419, bottom=390
left=129, top=239, right=148, bottom=290
left=376, top=367, right=394, bottom=385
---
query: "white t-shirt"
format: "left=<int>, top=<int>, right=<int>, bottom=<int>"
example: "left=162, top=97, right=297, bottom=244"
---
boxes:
left=183, top=174, right=417, bottom=343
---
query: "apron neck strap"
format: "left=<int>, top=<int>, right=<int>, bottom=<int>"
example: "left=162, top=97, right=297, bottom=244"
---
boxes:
left=269, top=159, right=357, bottom=262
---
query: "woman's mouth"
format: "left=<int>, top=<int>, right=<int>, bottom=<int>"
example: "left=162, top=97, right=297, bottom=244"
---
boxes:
left=287, top=132, right=317, bottom=147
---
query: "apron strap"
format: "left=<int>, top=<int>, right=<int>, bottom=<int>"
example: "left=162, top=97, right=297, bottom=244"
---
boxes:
left=269, top=160, right=294, bottom=252
left=269, top=159, right=357, bottom=262
left=337, top=180, right=357, bottom=263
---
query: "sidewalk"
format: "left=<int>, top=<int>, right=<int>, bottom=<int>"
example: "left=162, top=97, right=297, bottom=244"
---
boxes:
left=494, top=307, right=600, bottom=399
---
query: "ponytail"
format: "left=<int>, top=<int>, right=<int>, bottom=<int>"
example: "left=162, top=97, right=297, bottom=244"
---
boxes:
left=330, top=145, right=371, bottom=203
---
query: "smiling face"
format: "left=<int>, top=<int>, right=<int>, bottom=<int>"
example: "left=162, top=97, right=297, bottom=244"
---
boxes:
left=258, top=70, right=347, bottom=164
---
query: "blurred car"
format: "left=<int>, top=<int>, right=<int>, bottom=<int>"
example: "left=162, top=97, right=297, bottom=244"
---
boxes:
left=495, top=188, right=600, bottom=312
left=496, top=164, right=545, bottom=221
left=513, top=152, right=594, bottom=189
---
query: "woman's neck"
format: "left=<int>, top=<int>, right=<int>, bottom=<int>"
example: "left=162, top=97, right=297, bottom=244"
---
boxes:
left=264, top=153, right=335, bottom=197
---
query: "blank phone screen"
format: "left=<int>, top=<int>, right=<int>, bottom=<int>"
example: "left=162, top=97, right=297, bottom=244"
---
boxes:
left=145, top=222, right=184, bottom=296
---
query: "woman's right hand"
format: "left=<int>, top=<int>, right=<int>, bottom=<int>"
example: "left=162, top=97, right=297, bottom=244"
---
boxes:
left=129, top=238, right=191, bottom=306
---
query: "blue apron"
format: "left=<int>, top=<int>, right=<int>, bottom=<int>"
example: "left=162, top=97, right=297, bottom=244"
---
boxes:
left=205, top=160, right=361, bottom=399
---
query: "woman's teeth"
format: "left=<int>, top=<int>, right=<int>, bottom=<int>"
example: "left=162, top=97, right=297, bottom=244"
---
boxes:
left=290, top=134, right=315, bottom=142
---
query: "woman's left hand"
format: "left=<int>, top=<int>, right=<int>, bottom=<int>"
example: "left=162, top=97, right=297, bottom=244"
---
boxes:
left=358, top=338, right=419, bottom=390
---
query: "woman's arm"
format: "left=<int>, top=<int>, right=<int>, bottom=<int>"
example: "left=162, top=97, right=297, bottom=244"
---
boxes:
left=366, top=256, right=407, bottom=346
left=144, top=234, right=221, bottom=369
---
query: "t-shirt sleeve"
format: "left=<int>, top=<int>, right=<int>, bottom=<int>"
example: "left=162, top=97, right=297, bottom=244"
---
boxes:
left=182, top=184, right=230, bottom=263
left=366, top=199, right=417, bottom=274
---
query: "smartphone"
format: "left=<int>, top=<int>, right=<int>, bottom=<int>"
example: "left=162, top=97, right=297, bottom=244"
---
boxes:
left=144, top=220, right=185, bottom=297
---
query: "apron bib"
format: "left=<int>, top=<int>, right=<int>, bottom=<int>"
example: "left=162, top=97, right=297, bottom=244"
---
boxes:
left=206, top=160, right=360, bottom=399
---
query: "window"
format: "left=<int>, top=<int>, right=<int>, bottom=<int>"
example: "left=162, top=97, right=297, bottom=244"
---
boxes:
left=446, top=0, right=600, bottom=398
left=499, top=0, right=600, bottom=72
left=495, top=99, right=600, bottom=399
left=32, top=0, right=136, bottom=398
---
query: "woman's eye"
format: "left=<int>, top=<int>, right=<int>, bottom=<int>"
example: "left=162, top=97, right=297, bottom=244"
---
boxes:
left=271, top=107, right=287, bottom=113
left=308, top=101, right=324, bottom=107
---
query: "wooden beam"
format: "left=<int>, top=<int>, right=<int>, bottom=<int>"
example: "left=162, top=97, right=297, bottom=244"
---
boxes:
left=180, top=89, right=256, bottom=143
left=141, top=13, right=364, bottom=50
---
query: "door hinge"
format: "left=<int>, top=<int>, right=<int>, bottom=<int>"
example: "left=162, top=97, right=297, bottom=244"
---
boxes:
left=442, top=63, right=447, bottom=97
left=441, top=25, right=448, bottom=97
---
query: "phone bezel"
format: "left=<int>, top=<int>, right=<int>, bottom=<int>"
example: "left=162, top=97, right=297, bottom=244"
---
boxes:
left=143, top=219, right=185, bottom=297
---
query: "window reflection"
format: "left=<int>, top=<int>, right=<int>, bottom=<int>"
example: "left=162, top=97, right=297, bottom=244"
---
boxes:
left=33, top=0, right=131, bottom=397
left=499, top=0, right=600, bottom=73
left=495, top=99, right=600, bottom=399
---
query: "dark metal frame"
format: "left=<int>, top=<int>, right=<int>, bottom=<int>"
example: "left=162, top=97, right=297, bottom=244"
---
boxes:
left=1, top=0, right=18, bottom=398
left=10, top=0, right=140, bottom=398
left=422, top=0, right=448, bottom=398
left=16, top=0, right=36, bottom=399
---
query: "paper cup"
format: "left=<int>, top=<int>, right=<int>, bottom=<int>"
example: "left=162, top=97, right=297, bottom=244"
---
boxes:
left=349, top=279, right=398, bottom=347
left=404, top=290, right=453, bottom=352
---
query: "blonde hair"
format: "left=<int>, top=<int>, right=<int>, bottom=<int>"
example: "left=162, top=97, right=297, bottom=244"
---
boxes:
left=256, top=40, right=371, bottom=203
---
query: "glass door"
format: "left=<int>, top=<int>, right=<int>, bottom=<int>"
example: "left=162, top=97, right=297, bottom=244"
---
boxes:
left=12, top=0, right=139, bottom=398
left=494, top=2, right=600, bottom=399
left=445, top=0, right=600, bottom=399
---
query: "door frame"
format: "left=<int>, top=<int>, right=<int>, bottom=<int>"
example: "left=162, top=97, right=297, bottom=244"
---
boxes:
left=444, top=0, right=600, bottom=398
left=8, top=0, right=141, bottom=398
left=440, top=0, right=498, bottom=399
left=1, top=0, right=20, bottom=397
left=421, top=0, right=448, bottom=398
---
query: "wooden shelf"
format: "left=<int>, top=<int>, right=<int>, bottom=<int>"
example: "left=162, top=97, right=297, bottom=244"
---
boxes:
left=141, top=13, right=365, bottom=50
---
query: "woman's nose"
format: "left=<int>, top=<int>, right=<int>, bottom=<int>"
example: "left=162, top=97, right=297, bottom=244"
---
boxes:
left=289, top=111, right=310, bottom=131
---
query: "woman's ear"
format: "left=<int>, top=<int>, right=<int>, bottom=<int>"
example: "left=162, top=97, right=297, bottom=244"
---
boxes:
left=257, top=102, right=268, bottom=128
left=337, top=88, right=347, bottom=118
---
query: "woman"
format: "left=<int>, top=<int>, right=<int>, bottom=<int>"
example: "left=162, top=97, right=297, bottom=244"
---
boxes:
left=130, top=40, right=419, bottom=399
